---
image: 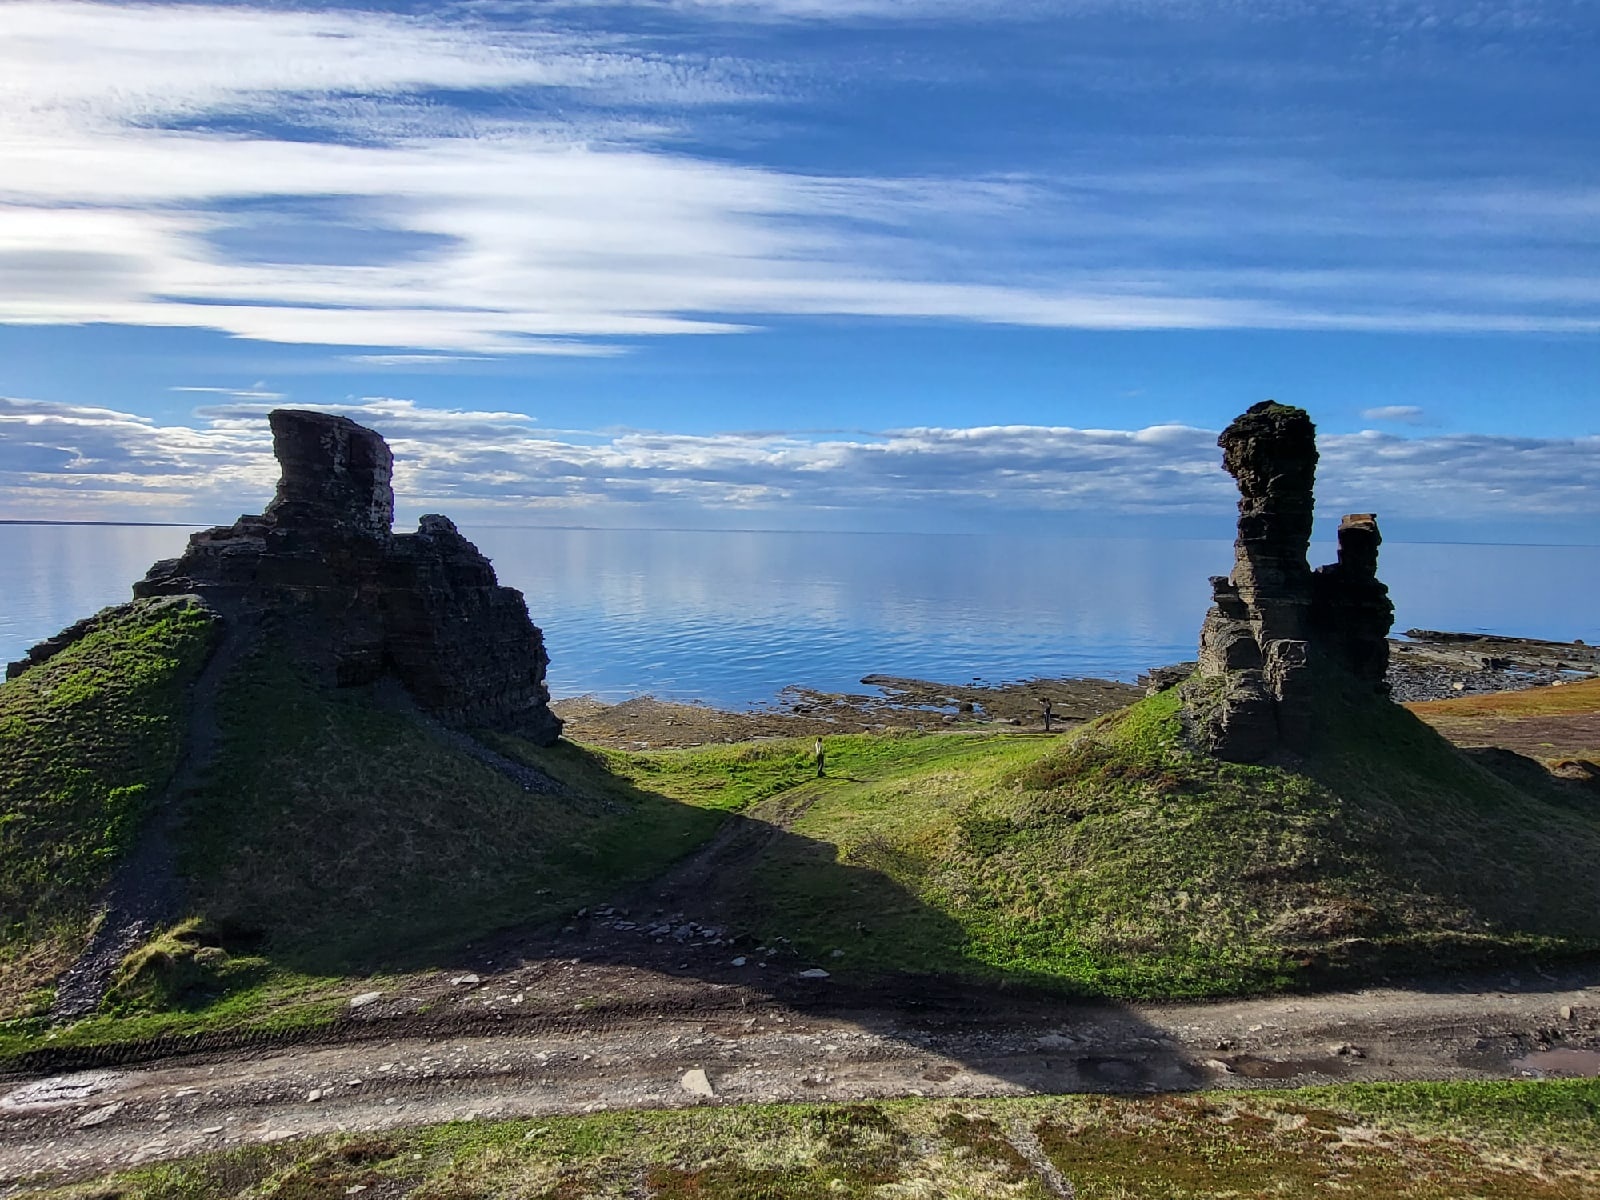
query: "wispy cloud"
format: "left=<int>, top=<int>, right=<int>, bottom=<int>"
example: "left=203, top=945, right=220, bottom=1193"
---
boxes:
left=5, top=397, right=1596, bottom=529
left=1360, top=405, right=1427, bottom=425
left=0, top=1, right=1596, bottom=355
left=170, top=385, right=285, bottom=401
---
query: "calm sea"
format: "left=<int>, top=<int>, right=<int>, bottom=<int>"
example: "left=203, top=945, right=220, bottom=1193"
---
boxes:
left=3, top=524, right=1597, bottom=709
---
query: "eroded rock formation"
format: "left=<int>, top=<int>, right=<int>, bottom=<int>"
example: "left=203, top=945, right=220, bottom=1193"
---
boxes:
left=1184, top=401, right=1393, bottom=762
left=134, top=409, right=562, bottom=744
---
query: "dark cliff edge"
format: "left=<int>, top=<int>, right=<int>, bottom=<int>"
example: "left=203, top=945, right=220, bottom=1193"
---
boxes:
left=2, top=410, right=565, bottom=1018
left=11, top=409, right=562, bottom=746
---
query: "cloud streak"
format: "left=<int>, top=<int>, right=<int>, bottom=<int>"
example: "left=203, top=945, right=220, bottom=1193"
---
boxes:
left=0, top=1, right=1596, bottom=354
left=4, top=397, right=1596, bottom=532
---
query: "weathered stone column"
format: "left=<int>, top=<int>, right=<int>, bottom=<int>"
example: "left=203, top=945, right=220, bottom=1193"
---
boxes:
left=1186, top=403, right=1395, bottom=762
left=1311, top=513, right=1396, bottom=689
left=1191, top=401, right=1319, bottom=759
left=134, top=409, right=563, bottom=745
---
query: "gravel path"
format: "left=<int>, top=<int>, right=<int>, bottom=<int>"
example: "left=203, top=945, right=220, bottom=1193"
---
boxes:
left=5, top=965, right=1599, bottom=1190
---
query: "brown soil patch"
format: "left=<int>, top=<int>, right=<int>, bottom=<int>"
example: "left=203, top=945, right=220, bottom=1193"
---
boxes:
left=1407, top=679, right=1600, bottom=764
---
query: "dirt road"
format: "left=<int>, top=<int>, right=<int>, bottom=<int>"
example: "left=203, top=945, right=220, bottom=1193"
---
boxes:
left=5, top=964, right=1599, bottom=1190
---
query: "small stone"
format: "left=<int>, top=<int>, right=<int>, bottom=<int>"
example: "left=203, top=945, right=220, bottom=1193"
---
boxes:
left=1330, top=1043, right=1365, bottom=1058
left=731, top=957, right=747, bottom=967
left=1202, top=1059, right=1236, bottom=1073
left=798, top=968, right=831, bottom=980
left=307, top=1089, right=323, bottom=1102
left=75, top=1103, right=122, bottom=1128
left=201, top=1126, right=224, bottom=1135
left=680, top=1069, right=715, bottom=1098
left=348, top=991, right=383, bottom=1009
left=451, top=974, right=481, bottom=987
left=1560, top=1005, right=1574, bottom=1021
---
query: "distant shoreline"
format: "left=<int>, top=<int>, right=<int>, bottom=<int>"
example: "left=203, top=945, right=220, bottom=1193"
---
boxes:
left=0, top=519, right=1593, bottom=548
left=0, top=519, right=203, bottom=528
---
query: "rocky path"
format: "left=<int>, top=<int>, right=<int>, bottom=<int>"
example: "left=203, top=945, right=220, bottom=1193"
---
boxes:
left=5, top=965, right=1600, bottom=1190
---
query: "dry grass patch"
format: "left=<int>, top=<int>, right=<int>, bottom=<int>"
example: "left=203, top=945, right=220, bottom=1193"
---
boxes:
left=21, top=1083, right=1600, bottom=1200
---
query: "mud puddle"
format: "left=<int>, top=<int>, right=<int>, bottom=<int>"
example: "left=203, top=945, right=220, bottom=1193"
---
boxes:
left=1511, top=1048, right=1600, bottom=1077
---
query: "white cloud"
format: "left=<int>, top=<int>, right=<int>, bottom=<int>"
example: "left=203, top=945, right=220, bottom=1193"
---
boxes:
left=0, top=1, right=1595, bottom=353
left=5, top=397, right=1597, bottom=528
left=1360, top=405, right=1426, bottom=424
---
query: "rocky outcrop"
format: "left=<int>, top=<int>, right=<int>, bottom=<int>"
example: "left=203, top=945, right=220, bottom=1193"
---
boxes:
left=1311, top=514, right=1394, bottom=688
left=134, top=409, right=562, bottom=744
left=1184, top=401, right=1393, bottom=762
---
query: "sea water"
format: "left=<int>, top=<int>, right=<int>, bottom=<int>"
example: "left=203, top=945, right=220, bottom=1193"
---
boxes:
left=2, top=523, right=1597, bottom=709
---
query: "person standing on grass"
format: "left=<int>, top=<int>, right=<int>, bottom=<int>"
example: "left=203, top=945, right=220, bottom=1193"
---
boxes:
left=815, top=737, right=826, bottom=778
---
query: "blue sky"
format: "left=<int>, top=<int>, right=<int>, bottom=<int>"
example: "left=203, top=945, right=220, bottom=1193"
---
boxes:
left=1, top=0, right=1597, bottom=540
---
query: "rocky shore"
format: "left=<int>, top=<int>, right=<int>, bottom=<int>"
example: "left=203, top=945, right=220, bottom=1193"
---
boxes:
left=553, top=629, right=1598, bottom=750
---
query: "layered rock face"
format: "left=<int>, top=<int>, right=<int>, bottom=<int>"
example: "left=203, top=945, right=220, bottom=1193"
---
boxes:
left=135, top=409, right=562, bottom=744
left=1311, top=514, right=1394, bottom=689
left=1186, top=401, right=1393, bottom=762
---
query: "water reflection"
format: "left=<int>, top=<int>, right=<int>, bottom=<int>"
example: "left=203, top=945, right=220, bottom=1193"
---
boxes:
left=2, top=524, right=1596, bottom=710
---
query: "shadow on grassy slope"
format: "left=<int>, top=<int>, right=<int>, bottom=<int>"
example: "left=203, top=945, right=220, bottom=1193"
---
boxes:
left=8, top=614, right=1600, bottom=1065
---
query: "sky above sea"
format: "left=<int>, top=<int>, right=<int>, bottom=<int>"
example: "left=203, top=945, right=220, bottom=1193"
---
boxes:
left=0, top=0, right=1597, bottom=541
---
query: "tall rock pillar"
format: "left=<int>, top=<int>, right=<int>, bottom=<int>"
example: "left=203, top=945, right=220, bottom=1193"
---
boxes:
left=1186, top=401, right=1393, bottom=762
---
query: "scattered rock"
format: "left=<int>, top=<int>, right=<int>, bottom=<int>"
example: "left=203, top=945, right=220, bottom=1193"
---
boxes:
left=798, top=968, right=831, bottom=980
left=75, top=1103, right=124, bottom=1129
left=348, top=991, right=384, bottom=1009
left=680, top=1069, right=715, bottom=1098
left=451, top=974, right=481, bottom=987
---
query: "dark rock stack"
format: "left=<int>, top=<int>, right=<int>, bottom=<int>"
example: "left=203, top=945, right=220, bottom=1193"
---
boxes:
left=1311, top=514, right=1394, bottom=688
left=135, top=409, right=562, bottom=744
left=1185, top=401, right=1393, bottom=762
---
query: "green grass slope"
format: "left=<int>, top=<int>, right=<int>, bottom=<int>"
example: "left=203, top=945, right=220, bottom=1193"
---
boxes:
left=7, top=598, right=1600, bottom=1053
left=175, top=645, right=749, bottom=975
left=729, top=681, right=1600, bottom=996
left=0, top=597, right=219, bottom=1017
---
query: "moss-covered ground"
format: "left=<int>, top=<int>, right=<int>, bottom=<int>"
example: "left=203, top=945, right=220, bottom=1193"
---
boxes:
left=18, top=1081, right=1600, bottom=1199
left=0, top=598, right=219, bottom=1020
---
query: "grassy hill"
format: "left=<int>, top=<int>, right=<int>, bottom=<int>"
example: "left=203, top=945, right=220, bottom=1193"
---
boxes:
left=516, top=676, right=1600, bottom=1000
left=4, top=597, right=1600, bottom=1051
left=0, top=597, right=219, bottom=1017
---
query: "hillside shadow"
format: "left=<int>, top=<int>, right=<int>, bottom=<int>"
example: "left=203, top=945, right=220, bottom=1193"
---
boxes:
left=228, top=738, right=1210, bottom=1098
